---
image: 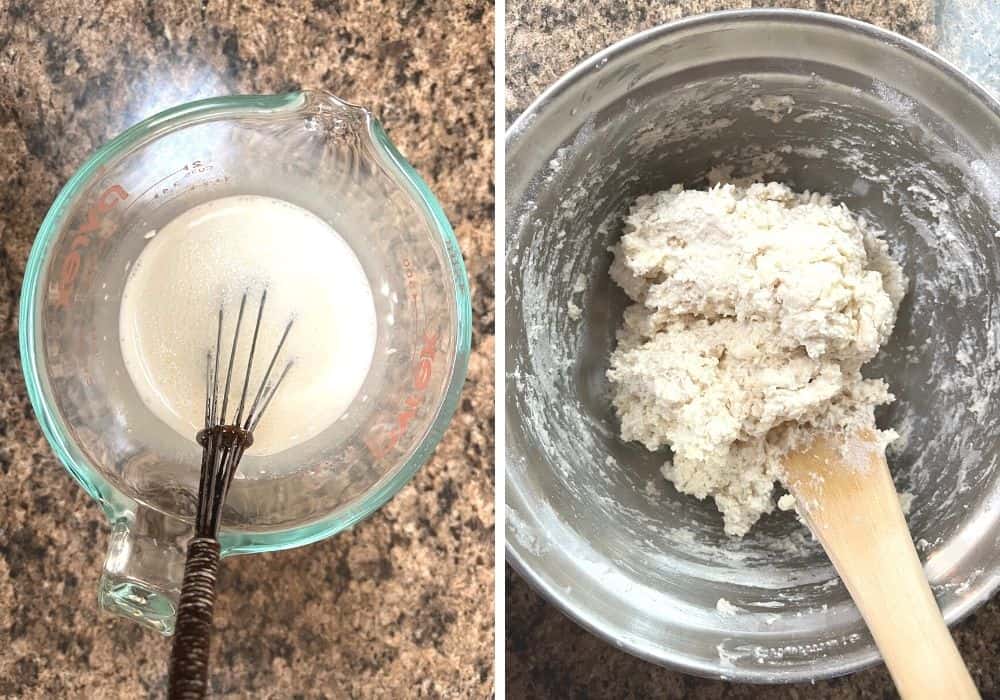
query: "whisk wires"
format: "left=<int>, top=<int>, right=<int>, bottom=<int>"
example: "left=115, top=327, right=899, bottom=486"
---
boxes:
left=193, top=289, right=294, bottom=538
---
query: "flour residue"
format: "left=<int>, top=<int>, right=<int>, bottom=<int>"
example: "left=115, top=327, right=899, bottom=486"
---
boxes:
left=750, top=95, right=796, bottom=123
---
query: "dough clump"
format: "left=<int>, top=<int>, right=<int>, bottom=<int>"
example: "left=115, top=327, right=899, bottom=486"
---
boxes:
left=608, top=182, right=905, bottom=536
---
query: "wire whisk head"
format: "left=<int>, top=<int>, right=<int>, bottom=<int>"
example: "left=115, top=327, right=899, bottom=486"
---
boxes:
left=193, top=289, right=293, bottom=538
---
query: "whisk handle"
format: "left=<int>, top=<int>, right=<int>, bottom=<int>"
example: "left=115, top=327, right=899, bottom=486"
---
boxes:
left=168, top=537, right=221, bottom=699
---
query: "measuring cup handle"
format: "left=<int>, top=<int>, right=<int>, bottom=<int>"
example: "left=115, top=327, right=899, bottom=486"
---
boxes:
left=98, top=505, right=189, bottom=634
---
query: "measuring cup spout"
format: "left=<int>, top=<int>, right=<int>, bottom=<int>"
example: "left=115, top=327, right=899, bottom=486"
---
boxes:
left=98, top=504, right=189, bottom=635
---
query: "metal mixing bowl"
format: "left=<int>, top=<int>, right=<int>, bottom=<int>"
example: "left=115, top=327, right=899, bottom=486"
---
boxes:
left=506, top=10, right=1000, bottom=683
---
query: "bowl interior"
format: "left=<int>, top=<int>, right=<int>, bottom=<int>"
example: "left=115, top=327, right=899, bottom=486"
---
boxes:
left=506, top=14, right=1000, bottom=681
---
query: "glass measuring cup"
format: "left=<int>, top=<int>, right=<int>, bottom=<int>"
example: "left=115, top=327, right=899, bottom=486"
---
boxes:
left=19, top=91, right=471, bottom=634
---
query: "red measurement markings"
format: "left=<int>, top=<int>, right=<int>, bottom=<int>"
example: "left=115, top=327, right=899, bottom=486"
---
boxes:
left=366, top=331, right=439, bottom=459
left=56, top=184, right=129, bottom=307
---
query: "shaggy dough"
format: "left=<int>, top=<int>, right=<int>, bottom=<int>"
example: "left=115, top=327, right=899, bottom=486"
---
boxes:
left=608, top=182, right=905, bottom=536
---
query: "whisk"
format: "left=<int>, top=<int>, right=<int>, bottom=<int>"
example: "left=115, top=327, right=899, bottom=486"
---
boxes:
left=167, top=290, right=293, bottom=700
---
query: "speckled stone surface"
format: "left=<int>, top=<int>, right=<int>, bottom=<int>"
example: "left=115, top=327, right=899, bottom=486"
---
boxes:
left=0, top=1, right=493, bottom=697
left=507, top=0, right=935, bottom=120
left=506, top=1, right=1000, bottom=698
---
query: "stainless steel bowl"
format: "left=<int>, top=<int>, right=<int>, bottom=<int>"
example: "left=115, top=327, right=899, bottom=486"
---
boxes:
left=506, top=10, right=1000, bottom=683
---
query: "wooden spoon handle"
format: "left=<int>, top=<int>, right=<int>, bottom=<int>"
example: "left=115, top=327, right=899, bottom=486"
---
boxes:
left=784, top=432, right=978, bottom=699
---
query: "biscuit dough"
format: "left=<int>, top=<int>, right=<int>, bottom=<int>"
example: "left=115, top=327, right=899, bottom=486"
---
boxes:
left=608, top=182, right=905, bottom=536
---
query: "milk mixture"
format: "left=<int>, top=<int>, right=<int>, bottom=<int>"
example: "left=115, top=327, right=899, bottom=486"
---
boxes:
left=120, top=195, right=377, bottom=455
left=608, top=182, right=905, bottom=536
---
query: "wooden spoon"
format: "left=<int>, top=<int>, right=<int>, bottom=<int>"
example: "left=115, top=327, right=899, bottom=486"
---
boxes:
left=783, top=427, right=979, bottom=699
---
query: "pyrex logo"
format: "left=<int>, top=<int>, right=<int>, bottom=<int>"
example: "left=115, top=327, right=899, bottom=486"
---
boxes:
left=366, top=331, right=439, bottom=459
left=55, top=184, right=129, bottom=307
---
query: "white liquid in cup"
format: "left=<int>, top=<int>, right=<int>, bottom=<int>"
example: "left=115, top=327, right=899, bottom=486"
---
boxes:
left=119, top=195, right=377, bottom=455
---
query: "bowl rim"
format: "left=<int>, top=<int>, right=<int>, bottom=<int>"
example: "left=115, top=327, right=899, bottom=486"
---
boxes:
left=505, top=8, right=1000, bottom=683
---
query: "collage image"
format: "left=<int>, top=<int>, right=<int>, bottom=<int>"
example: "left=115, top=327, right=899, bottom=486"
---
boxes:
left=1, top=0, right=999, bottom=698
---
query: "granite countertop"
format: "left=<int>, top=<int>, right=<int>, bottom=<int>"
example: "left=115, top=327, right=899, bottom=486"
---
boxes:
left=0, top=1, right=494, bottom=697
left=506, top=1, right=1000, bottom=698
